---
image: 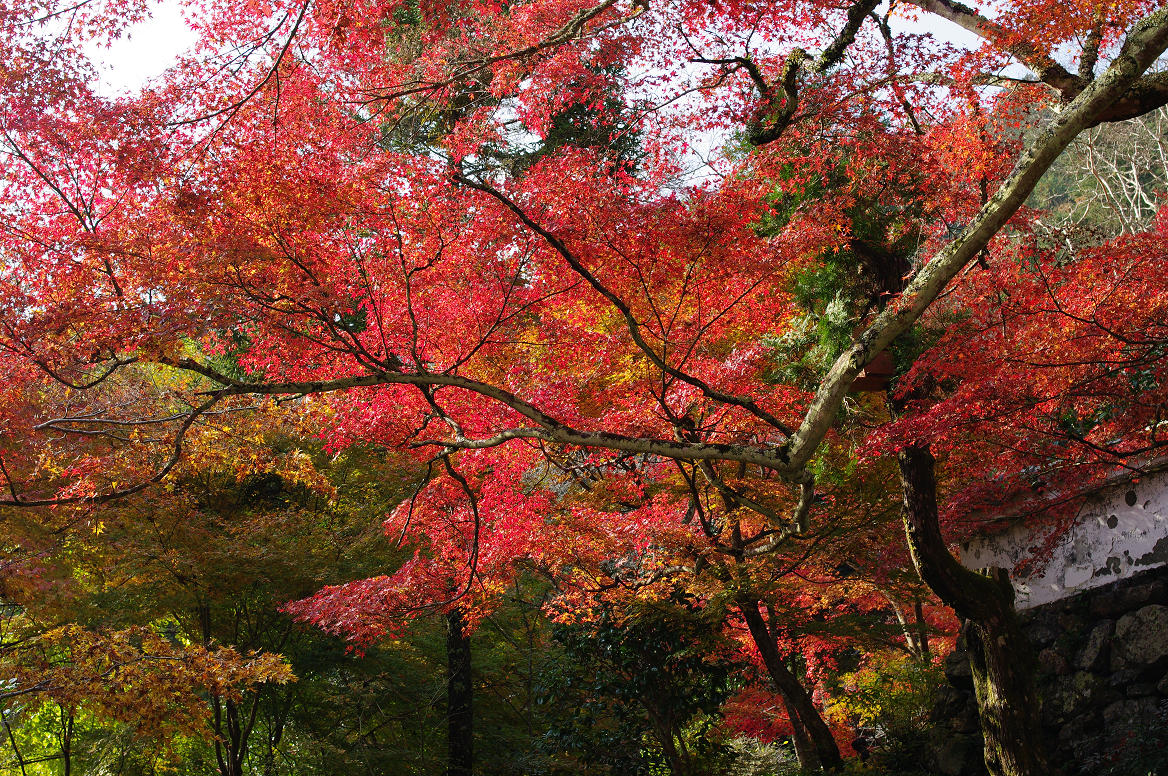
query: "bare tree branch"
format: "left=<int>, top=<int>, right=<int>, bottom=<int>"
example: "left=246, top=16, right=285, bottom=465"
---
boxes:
left=162, top=357, right=797, bottom=472
left=0, top=397, right=219, bottom=507
left=904, top=0, right=1168, bottom=124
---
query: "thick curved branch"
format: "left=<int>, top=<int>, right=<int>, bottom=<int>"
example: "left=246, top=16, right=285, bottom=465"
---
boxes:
left=785, top=6, right=1168, bottom=471
left=165, top=358, right=796, bottom=471
left=746, top=0, right=880, bottom=146
left=33, top=357, right=137, bottom=391
left=1088, top=70, right=1168, bottom=126
left=903, top=0, right=1081, bottom=92
left=677, top=423, right=815, bottom=553
left=817, top=0, right=881, bottom=73
left=412, top=428, right=547, bottom=450
left=904, top=0, right=1168, bottom=124
left=746, top=49, right=806, bottom=146
left=741, top=478, right=815, bottom=557
left=1080, top=12, right=1106, bottom=81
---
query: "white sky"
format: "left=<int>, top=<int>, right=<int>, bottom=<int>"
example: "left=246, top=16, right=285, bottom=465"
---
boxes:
left=92, top=1, right=982, bottom=94
left=91, top=1, right=198, bottom=94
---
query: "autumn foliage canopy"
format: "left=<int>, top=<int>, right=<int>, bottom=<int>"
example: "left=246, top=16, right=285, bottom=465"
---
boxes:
left=2, top=0, right=1168, bottom=765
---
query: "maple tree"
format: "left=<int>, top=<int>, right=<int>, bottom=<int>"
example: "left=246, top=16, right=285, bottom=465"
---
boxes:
left=0, top=429, right=387, bottom=773
left=4, top=0, right=1168, bottom=774
left=0, top=421, right=572, bottom=775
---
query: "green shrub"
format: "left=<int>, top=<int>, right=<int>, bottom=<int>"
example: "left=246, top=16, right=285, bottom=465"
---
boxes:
left=827, top=652, right=944, bottom=773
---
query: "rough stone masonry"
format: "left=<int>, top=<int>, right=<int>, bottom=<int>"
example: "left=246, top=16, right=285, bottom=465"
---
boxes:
left=928, top=566, right=1168, bottom=776
left=928, top=469, right=1168, bottom=775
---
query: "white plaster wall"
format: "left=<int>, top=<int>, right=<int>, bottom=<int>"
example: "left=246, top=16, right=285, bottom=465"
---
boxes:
left=958, top=471, right=1168, bottom=609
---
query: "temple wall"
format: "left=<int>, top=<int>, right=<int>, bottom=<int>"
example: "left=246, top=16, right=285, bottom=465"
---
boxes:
left=959, top=471, right=1168, bottom=610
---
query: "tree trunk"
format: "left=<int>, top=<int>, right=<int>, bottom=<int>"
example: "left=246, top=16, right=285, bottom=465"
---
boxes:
left=881, top=589, right=930, bottom=659
left=645, top=706, right=690, bottom=776
left=445, top=608, right=474, bottom=776
left=736, top=598, right=842, bottom=772
left=779, top=692, right=821, bottom=771
left=898, top=444, right=1052, bottom=776
left=59, top=707, right=72, bottom=776
left=913, top=596, right=931, bottom=661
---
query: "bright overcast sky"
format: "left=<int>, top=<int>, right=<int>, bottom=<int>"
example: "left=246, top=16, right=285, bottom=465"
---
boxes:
left=92, top=1, right=979, bottom=95
left=91, top=1, right=198, bottom=94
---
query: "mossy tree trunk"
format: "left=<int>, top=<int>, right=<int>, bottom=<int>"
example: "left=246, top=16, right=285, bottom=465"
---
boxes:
left=898, top=444, right=1053, bottom=776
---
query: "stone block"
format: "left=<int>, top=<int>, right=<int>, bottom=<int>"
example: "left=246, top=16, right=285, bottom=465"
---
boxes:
left=1115, top=582, right=1159, bottom=612
left=1058, top=715, right=1106, bottom=776
left=1148, top=578, right=1168, bottom=605
left=1059, top=712, right=1102, bottom=743
left=1108, top=668, right=1142, bottom=694
left=1102, top=697, right=1158, bottom=735
left=1091, top=589, right=1125, bottom=618
left=1074, top=620, right=1114, bottom=672
left=1057, top=610, right=1085, bottom=633
left=928, top=734, right=985, bottom=776
left=1038, top=647, right=1071, bottom=676
left=1027, top=622, right=1059, bottom=648
left=1125, top=682, right=1156, bottom=697
left=950, top=704, right=981, bottom=735
left=932, top=685, right=969, bottom=719
left=945, top=650, right=973, bottom=690
left=1111, top=604, right=1168, bottom=673
left=1049, top=672, right=1104, bottom=721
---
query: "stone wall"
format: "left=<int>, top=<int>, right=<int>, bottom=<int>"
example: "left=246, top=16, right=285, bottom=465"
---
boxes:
left=928, top=565, right=1168, bottom=776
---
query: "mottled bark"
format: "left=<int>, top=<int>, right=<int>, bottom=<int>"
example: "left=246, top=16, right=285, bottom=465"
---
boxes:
left=898, top=444, right=1053, bottom=776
